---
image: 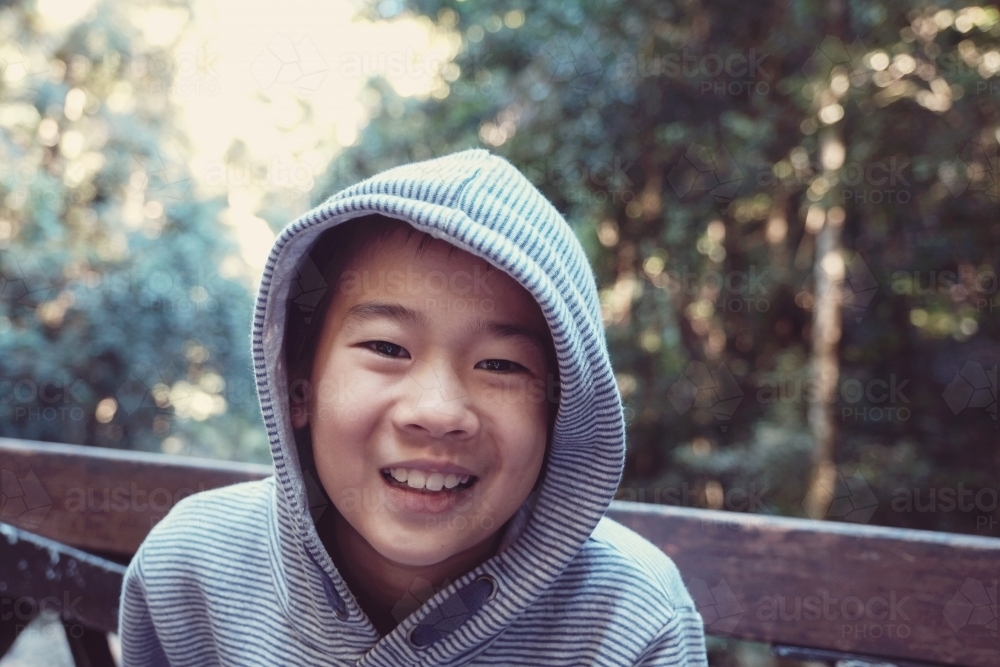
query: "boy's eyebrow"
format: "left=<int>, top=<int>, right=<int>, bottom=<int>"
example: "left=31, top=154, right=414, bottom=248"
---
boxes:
left=344, top=301, right=547, bottom=354
left=344, top=301, right=430, bottom=327
left=465, top=317, right=548, bottom=355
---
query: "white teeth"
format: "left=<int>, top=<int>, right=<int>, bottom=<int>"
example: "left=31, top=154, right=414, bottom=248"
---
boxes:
left=385, top=468, right=473, bottom=491
left=425, top=473, right=444, bottom=491
left=406, top=470, right=426, bottom=489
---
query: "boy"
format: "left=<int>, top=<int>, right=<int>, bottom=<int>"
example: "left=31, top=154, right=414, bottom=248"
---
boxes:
left=119, top=149, right=708, bottom=665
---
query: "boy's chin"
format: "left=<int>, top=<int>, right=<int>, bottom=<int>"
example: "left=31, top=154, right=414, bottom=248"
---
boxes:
left=367, top=525, right=495, bottom=569
left=378, top=545, right=461, bottom=568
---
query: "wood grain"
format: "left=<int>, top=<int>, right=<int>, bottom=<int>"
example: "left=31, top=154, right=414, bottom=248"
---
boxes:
left=0, top=438, right=271, bottom=555
left=607, top=501, right=999, bottom=667
left=0, top=523, right=125, bottom=635
left=1, top=438, right=997, bottom=665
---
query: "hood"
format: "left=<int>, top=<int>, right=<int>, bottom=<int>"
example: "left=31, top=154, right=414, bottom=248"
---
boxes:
left=252, top=148, right=626, bottom=663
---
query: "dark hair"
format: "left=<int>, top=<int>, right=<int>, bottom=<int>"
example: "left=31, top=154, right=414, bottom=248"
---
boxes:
left=284, top=213, right=560, bottom=493
left=285, top=214, right=447, bottom=384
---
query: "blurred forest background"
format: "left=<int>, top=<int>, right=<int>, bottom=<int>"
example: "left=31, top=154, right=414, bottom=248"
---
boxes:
left=2, top=0, right=998, bottom=538
left=2, top=0, right=997, bottom=663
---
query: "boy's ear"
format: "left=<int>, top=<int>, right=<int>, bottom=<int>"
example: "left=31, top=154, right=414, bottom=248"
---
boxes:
left=289, top=378, right=311, bottom=429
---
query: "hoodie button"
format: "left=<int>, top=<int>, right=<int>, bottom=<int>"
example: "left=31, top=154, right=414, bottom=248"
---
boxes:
left=475, top=574, right=498, bottom=601
left=407, top=575, right=498, bottom=648
left=406, top=623, right=429, bottom=648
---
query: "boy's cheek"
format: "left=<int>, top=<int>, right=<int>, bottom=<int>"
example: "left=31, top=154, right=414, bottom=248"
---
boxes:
left=316, top=464, right=374, bottom=512
left=478, top=378, right=550, bottom=408
left=526, top=377, right=549, bottom=404
left=315, top=373, right=361, bottom=405
left=334, top=486, right=362, bottom=513
left=314, top=372, right=400, bottom=416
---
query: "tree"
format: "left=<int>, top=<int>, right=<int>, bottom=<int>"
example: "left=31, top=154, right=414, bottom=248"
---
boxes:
left=0, top=0, right=267, bottom=461
left=325, top=0, right=999, bottom=535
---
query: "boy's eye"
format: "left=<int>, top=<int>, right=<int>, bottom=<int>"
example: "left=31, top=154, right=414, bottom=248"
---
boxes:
left=364, top=341, right=410, bottom=358
left=361, top=343, right=525, bottom=372
left=476, top=359, right=526, bottom=373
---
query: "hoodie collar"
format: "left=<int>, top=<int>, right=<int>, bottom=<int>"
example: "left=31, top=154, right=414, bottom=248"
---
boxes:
left=253, top=149, right=625, bottom=663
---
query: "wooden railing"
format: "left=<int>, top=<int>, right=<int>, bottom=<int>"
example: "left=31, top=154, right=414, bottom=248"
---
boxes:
left=1, top=437, right=998, bottom=667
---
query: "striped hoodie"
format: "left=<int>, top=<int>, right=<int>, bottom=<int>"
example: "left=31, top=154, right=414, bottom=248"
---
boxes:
left=118, top=149, right=708, bottom=666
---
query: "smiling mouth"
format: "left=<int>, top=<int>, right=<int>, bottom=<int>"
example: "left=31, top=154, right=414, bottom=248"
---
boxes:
left=380, top=468, right=478, bottom=493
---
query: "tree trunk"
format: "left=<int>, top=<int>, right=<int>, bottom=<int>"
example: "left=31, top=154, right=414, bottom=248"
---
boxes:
left=803, top=171, right=844, bottom=519
left=803, top=0, right=848, bottom=520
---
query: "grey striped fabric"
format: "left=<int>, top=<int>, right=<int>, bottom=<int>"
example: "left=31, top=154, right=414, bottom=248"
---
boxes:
left=119, top=149, right=708, bottom=666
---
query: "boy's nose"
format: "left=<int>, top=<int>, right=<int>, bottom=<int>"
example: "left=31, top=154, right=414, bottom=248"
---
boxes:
left=395, top=358, right=480, bottom=440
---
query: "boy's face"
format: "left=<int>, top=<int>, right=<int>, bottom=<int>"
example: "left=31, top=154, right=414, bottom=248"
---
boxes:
left=294, top=229, right=553, bottom=567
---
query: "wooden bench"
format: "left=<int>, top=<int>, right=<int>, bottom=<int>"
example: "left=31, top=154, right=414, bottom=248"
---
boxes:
left=1, top=437, right=997, bottom=666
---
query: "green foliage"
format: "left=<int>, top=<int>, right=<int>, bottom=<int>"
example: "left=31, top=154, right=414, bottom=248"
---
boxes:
left=1, top=0, right=996, bottom=532
left=328, top=0, right=999, bottom=534
left=0, top=0, right=267, bottom=461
